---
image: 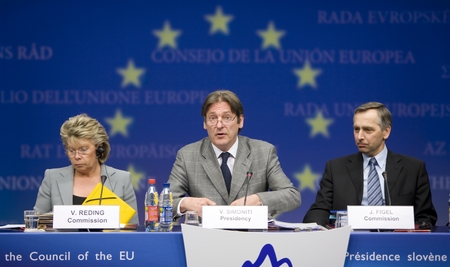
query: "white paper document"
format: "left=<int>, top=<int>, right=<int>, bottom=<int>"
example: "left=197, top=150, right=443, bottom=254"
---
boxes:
left=0, top=224, right=24, bottom=229
left=271, top=220, right=328, bottom=231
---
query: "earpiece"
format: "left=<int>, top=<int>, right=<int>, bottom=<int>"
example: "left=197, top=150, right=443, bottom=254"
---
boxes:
left=96, top=145, right=105, bottom=158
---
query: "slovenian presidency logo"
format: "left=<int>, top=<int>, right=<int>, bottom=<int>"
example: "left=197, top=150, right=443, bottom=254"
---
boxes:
left=242, top=244, right=292, bottom=267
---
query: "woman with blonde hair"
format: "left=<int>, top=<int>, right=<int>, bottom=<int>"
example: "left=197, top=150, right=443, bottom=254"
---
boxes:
left=34, top=114, right=138, bottom=225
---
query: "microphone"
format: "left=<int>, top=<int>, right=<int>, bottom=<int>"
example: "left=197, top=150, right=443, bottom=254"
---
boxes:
left=99, top=175, right=107, bottom=205
left=382, top=171, right=391, bottom=206
left=243, top=172, right=253, bottom=206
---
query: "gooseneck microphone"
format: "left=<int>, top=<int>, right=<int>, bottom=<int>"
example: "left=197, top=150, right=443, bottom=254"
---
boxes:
left=99, top=175, right=107, bottom=205
left=243, top=172, right=253, bottom=206
left=382, top=171, right=391, bottom=206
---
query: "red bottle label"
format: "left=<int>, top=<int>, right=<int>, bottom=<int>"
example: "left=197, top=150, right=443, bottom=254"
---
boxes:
left=147, top=206, right=158, bottom=222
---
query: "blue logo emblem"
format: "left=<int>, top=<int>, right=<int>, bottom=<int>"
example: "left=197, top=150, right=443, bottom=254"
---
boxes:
left=242, top=244, right=293, bottom=267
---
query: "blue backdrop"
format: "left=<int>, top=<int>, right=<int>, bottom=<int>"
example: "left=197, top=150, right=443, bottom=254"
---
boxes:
left=1, top=0, right=449, bottom=226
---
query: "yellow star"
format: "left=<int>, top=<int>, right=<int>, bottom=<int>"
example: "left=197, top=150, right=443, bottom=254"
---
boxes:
left=256, top=21, right=285, bottom=50
left=293, top=60, right=322, bottom=88
left=152, top=20, right=182, bottom=49
left=127, top=164, right=145, bottom=191
left=205, top=6, right=234, bottom=35
left=294, top=164, right=321, bottom=192
left=306, top=112, right=334, bottom=138
left=116, top=59, right=146, bottom=88
left=105, top=109, right=133, bottom=137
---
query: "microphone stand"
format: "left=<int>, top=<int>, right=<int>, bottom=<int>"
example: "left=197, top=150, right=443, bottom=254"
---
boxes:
left=99, top=175, right=107, bottom=205
left=243, top=172, right=253, bottom=206
left=382, top=171, right=391, bottom=206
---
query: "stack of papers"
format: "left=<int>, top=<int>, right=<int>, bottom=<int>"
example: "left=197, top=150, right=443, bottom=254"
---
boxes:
left=0, top=224, right=24, bottom=230
left=38, top=212, right=54, bottom=230
left=270, top=220, right=328, bottom=231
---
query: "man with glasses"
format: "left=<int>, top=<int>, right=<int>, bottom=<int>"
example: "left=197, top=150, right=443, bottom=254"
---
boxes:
left=168, top=90, right=301, bottom=220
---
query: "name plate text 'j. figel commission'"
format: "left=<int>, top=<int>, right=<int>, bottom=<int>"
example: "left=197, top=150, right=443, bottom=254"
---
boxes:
left=348, top=205, right=414, bottom=229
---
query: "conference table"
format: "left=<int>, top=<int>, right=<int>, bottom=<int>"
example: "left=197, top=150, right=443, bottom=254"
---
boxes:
left=0, top=226, right=449, bottom=266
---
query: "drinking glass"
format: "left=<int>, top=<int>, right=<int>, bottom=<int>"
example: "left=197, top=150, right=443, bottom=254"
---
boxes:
left=335, top=211, right=348, bottom=228
left=24, top=210, right=39, bottom=232
left=185, top=211, right=200, bottom=226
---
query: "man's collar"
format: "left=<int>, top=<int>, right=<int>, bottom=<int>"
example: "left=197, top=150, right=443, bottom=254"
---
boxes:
left=212, top=137, right=239, bottom=158
left=362, top=145, right=388, bottom=169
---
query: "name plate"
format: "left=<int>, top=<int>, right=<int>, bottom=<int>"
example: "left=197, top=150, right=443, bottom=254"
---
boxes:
left=347, top=205, right=414, bottom=229
left=53, top=205, right=120, bottom=229
left=202, top=206, right=268, bottom=229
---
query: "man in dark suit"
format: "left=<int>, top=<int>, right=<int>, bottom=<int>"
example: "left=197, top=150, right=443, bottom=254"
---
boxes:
left=168, top=90, right=300, bottom=219
left=303, top=102, right=437, bottom=227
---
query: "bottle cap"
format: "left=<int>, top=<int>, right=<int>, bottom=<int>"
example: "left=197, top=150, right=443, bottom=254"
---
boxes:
left=148, top=178, right=156, bottom=184
left=163, top=183, right=170, bottom=187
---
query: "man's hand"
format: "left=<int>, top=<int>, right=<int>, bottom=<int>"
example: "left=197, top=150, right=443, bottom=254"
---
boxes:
left=230, top=194, right=262, bottom=206
left=181, top=197, right=216, bottom=217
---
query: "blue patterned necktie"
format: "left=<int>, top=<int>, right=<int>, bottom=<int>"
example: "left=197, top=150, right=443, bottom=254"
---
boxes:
left=367, top=158, right=384, bottom=206
left=220, top=152, right=232, bottom=194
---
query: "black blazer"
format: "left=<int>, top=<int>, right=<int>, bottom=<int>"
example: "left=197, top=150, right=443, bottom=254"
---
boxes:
left=303, top=150, right=437, bottom=226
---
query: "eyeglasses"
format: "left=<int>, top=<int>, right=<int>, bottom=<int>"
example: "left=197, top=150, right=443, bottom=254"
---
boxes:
left=206, top=115, right=237, bottom=126
left=66, top=146, right=93, bottom=158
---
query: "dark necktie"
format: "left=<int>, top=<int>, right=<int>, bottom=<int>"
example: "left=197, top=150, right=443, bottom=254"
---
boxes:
left=220, top=152, right=232, bottom=194
left=367, top=158, right=383, bottom=206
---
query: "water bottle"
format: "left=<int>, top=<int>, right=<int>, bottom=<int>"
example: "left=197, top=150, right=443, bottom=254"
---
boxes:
left=158, top=183, right=173, bottom=232
left=145, top=178, right=159, bottom=232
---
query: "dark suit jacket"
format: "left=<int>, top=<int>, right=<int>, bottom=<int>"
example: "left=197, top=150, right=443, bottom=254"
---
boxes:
left=168, top=136, right=301, bottom=219
left=34, top=165, right=139, bottom=225
left=303, top=150, right=437, bottom=226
